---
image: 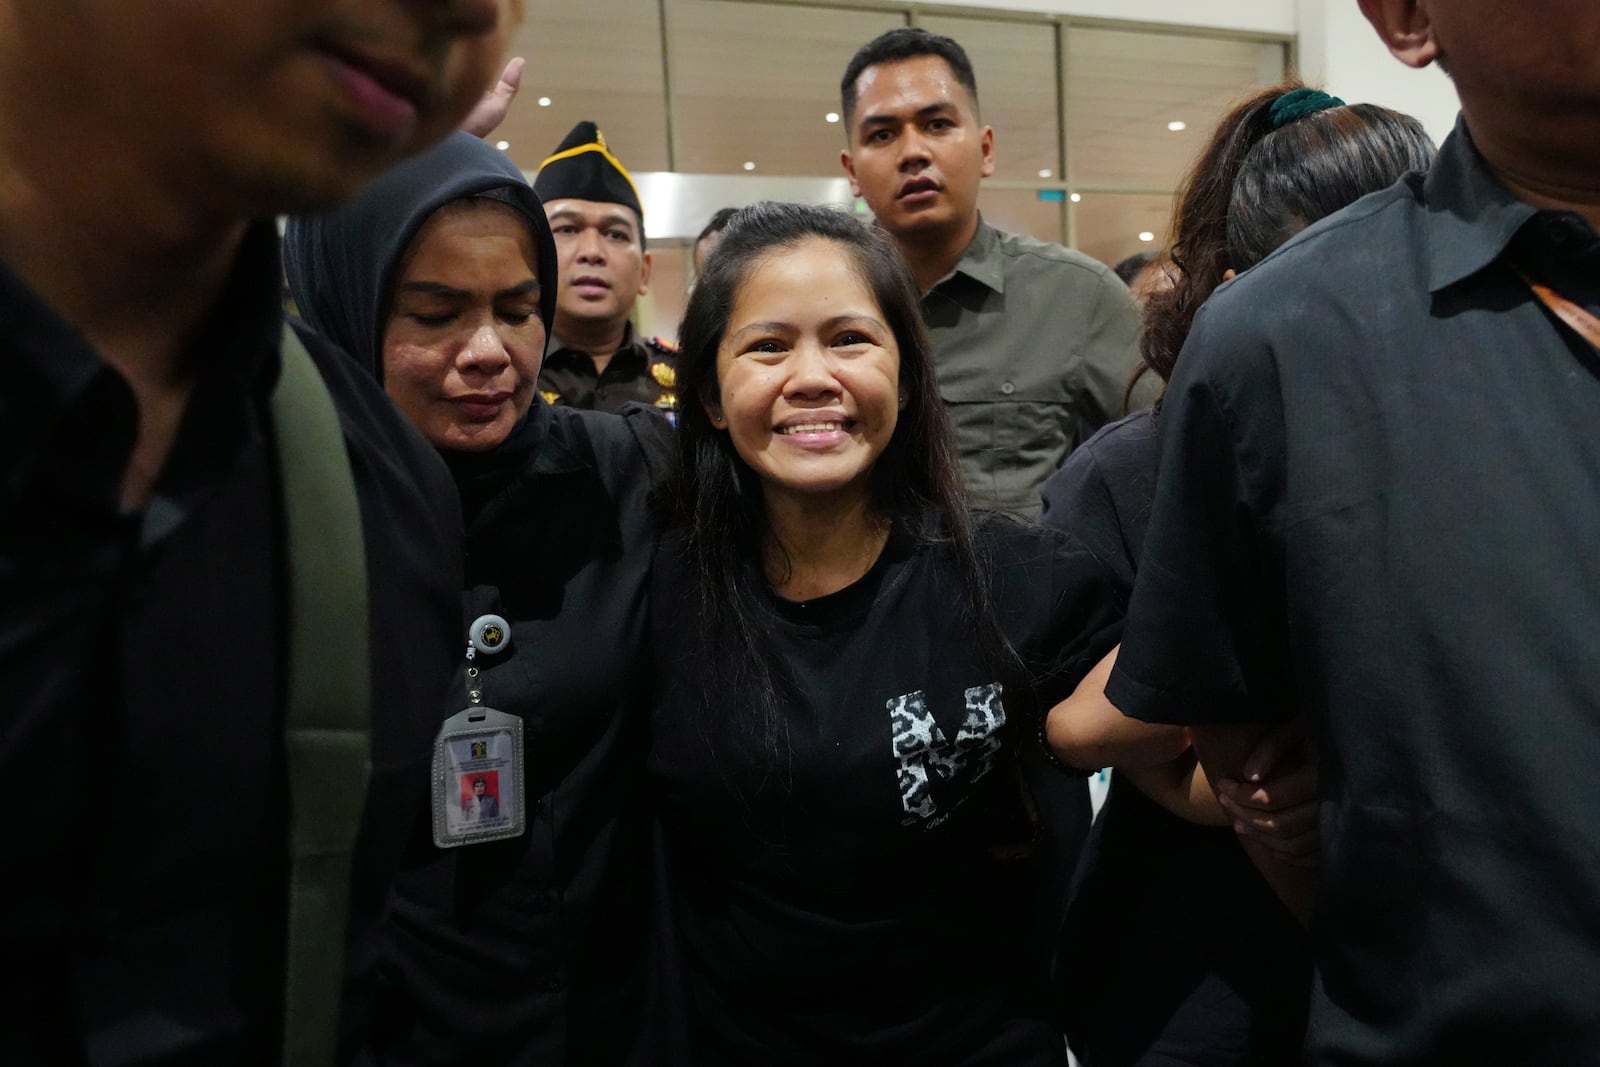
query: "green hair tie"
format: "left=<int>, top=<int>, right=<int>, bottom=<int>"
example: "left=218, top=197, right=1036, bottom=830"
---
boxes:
left=1270, top=88, right=1346, bottom=128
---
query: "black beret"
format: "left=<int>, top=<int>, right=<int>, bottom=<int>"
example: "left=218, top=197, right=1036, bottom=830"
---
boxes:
left=532, top=121, right=643, bottom=220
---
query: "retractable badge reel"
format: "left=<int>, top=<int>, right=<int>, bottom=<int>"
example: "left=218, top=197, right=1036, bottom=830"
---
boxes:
left=432, top=614, right=526, bottom=848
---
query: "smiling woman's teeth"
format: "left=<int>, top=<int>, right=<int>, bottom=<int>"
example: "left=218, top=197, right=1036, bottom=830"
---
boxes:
left=781, top=421, right=844, bottom=435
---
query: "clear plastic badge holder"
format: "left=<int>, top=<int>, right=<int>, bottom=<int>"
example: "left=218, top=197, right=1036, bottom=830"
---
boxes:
left=432, top=615, right=526, bottom=848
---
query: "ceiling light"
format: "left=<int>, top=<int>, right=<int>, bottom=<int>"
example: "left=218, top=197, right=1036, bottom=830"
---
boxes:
left=1167, top=120, right=1187, bottom=132
left=743, top=161, right=756, bottom=171
left=1139, top=231, right=1156, bottom=242
left=1069, top=192, right=1082, bottom=203
left=537, top=96, right=552, bottom=107
left=1038, top=168, right=1053, bottom=179
left=495, top=140, right=510, bottom=151
left=825, top=112, right=840, bottom=124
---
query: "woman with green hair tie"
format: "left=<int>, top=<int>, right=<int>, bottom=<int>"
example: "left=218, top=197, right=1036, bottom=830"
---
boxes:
left=1040, top=82, right=1436, bottom=1066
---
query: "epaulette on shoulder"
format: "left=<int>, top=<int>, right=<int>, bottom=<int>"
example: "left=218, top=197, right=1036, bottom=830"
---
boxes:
left=645, top=335, right=679, bottom=355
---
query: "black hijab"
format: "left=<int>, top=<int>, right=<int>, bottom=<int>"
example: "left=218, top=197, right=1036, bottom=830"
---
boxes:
left=284, top=130, right=557, bottom=378
left=284, top=132, right=561, bottom=506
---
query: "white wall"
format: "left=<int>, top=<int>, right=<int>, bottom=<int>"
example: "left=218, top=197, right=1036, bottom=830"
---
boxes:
left=951, top=0, right=1461, bottom=147
left=943, top=0, right=1296, bottom=36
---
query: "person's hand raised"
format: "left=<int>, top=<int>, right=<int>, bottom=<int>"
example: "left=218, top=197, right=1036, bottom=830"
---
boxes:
left=460, top=57, right=525, bottom=139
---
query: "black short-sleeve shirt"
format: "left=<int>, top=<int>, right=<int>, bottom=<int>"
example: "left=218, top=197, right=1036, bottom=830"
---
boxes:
left=0, top=225, right=462, bottom=1065
left=1040, top=412, right=1309, bottom=1065
left=1107, top=120, right=1600, bottom=1064
left=648, top=516, right=1118, bottom=1066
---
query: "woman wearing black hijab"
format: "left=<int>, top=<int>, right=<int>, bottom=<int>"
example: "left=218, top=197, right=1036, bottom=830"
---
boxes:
left=285, top=131, right=674, bottom=1066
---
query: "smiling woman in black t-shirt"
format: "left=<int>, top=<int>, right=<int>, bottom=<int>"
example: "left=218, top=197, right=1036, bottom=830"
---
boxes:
left=648, top=202, right=1118, bottom=1066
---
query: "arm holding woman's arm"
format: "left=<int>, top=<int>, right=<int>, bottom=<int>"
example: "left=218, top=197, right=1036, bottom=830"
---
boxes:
left=1119, top=749, right=1230, bottom=827
left=1047, top=644, right=1314, bottom=835
left=1188, top=720, right=1318, bottom=926
left=1212, top=716, right=1319, bottom=865
left=1046, top=644, right=1191, bottom=771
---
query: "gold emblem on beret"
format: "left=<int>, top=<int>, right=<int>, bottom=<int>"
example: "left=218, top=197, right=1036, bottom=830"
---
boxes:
left=650, top=362, right=677, bottom=389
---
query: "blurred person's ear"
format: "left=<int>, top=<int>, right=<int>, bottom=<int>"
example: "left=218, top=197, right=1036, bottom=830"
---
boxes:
left=1357, top=0, right=1442, bottom=70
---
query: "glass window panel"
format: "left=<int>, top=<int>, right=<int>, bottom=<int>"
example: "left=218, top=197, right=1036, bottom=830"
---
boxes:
left=1067, top=28, right=1286, bottom=190
left=1071, top=192, right=1173, bottom=273
left=977, top=187, right=1064, bottom=247
left=666, top=0, right=906, bottom=176
left=916, top=16, right=1061, bottom=183
left=498, top=0, right=671, bottom=174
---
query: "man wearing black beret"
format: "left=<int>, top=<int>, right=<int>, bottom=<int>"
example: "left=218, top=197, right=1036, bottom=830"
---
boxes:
left=534, top=121, right=679, bottom=420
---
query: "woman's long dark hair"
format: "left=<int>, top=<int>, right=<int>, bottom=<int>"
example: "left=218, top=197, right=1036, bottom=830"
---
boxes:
left=1136, top=82, right=1436, bottom=391
left=669, top=201, right=1013, bottom=754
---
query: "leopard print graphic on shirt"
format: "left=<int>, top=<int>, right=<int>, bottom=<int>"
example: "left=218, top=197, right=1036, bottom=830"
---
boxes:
left=887, top=683, right=1005, bottom=826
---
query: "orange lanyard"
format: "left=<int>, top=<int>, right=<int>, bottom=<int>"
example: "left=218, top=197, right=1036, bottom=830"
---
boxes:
left=1518, top=269, right=1600, bottom=351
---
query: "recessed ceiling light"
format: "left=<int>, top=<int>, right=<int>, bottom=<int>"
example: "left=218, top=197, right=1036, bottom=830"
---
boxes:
left=825, top=112, right=840, bottom=124
left=537, top=96, right=552, bottom=108
left=1069, top=192, right=1082, bottom=203
left=495, top=140, right=510, bottom=151
left=1167, top=120, right=1187, bottom=132
left=1139, top=231, right=1156, bottom=242
left=1038, top=168, right=1053, bottom=179
left=742, top=161, right=756, bottom=171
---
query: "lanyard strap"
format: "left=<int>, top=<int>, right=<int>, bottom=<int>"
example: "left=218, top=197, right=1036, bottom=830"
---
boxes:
left=270, top=324, right=371, bottom=1067
left=1518, top=268, right=1600, bottom=351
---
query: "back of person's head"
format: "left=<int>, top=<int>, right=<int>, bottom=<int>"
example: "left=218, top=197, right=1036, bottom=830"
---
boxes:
left=1141, top=84, right=1435, bottom=385
left=840, top=27, right=980, bottom=124
left=676, top=200, right=959, bottom=535
left=696, top=207, right=740, bottom=249
left=1113, top=250, right=1159, bottom=287
left=692, top=206, right=741, bottom=273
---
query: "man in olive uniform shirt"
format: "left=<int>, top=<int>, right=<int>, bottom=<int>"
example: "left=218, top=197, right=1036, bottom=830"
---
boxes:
left=839, top=28, right=1141, bottom=518
left=533, top=121, right=680, bottom=421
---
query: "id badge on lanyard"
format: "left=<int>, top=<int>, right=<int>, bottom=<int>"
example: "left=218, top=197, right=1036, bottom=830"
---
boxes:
left=432, top=613, right=526, bottom=848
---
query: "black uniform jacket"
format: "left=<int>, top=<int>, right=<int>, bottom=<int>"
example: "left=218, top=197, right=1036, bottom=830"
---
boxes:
left=540, top=325, right=681, bottom=419
left=285, top=132, right=678, bottom=1066
left=379, top=397, right=674, bottom=1064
